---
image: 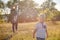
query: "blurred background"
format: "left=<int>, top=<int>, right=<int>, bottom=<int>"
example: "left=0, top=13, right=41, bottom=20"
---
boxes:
left=0, top=0, right=60, bottom=40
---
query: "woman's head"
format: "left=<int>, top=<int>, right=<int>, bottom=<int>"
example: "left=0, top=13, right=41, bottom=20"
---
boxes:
left=38, top=14, right=46, bottom=23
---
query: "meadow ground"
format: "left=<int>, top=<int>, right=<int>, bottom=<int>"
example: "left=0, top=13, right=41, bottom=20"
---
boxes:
left=0, top=21, right=60, bottom=40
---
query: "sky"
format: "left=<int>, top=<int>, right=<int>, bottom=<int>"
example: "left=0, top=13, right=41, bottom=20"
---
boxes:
left=1, top=0, right=60, bottom=11
left=53, top=0, right=60, bottom=11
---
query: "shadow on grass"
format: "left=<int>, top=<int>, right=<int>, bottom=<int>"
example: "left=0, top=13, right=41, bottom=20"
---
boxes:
left=0, top=26, right=13, bottom=40
left=2, top=34, right=12, bottom=40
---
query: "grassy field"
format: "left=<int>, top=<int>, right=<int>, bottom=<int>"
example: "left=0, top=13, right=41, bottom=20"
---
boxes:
left=0, top=22, right=60, bottom=40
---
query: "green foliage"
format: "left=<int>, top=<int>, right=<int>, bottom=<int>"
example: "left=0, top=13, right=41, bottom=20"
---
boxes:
left=7, top=1, right=13, bottom=8
left=0, top=1, right=4, bottom=8
left=40, top=0, right=58, bottom=21
left=0, top=9, right=3, bottom=22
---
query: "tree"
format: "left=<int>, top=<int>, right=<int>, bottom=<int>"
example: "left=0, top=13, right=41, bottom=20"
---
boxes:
left=18, top=0, right=38, bottom=22
left=7, top=0, right=38, bottom=22
left=40, top=0, right=57, bottom=21
left=7, top=0, right=19, bottom=8
left=0, top=0, right=4, bottom=8
left=19, top=0, right=37, bottom=11
left=7, top=1, right=13, bottom=8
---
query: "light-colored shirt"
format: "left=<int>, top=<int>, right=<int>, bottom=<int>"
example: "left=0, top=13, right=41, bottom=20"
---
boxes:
left=35, top=22, right=46, bottom=38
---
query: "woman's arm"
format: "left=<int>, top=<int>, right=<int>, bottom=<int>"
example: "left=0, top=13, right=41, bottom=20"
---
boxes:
left=46, top=27, right=48, bottom=38
left=33, top=28, right=37, bottom=38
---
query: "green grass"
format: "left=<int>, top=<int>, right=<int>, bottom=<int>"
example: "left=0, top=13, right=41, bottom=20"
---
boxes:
left=0, top=22, right=60, bottom=40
